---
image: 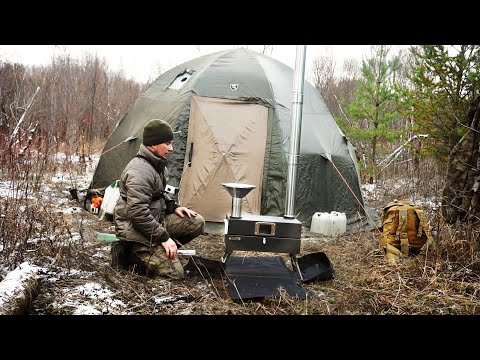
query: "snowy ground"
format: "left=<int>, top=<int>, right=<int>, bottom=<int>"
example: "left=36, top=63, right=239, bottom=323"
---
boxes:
left=0, top=154, right=121, bottom=315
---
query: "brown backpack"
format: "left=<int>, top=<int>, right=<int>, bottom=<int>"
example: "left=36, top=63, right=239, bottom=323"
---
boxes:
left=380, top=199, right=434, bottom=259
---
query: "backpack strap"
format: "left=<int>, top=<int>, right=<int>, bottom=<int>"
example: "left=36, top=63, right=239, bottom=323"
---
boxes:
left=414, top=208, right=434, bottom=242
left=381, top=200, right=400, bottom=227
left=416, top=208, right=424, bottom=237
left=397, top=207, right=409, bottom=256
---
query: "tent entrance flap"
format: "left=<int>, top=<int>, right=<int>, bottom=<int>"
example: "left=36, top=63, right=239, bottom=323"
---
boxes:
left=178, top=96, right=268, bottom=222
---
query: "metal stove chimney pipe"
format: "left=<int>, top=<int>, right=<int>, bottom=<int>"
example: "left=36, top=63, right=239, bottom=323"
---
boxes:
left=284, top=45, right=307, bottom=219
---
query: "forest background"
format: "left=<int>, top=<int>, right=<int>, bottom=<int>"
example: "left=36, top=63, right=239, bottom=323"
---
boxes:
left=0, top=45, right=479, bottom=315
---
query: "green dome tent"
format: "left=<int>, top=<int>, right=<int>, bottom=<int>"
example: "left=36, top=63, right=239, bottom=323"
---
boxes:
left=89, top=48, right=366, bottom=228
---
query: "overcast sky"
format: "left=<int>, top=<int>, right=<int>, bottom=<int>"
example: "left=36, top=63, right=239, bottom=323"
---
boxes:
left=0, top=45, right=408, bottom=83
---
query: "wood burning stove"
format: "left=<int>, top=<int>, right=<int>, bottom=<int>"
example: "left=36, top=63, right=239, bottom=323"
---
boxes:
left=221, top=182, right=304, bottom=280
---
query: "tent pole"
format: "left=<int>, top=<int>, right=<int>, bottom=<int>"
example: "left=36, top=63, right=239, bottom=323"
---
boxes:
left=284, top=45, right=306, bottom=219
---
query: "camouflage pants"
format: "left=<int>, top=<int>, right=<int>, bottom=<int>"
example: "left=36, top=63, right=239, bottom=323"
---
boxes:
left=129, top=213, right=205, bottom=279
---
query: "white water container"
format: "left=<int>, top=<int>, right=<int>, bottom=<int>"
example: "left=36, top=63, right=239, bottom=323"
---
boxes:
left=310, top=212, right=332, bottom=236
left=311, top=211, right=347, bottom=236
left=330, top=211, right=347, bottom=236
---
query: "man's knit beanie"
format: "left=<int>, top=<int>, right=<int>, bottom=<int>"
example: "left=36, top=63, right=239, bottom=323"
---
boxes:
left=143, top=119, right=174, bottom=146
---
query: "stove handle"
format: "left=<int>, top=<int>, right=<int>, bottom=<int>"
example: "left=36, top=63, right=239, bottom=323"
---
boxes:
left=254, top=222, right=276, bottom=236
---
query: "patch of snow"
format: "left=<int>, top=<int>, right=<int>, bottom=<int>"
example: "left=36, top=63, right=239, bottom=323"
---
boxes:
left=52, top=281, right=126, bottom=315
left=153, top=295, right=187, bottom=304
left=362, top=183, right=376, bottom=194
left=0, top=181, right=14, bottom=198
left=61, top=207, right=84, bottom=215
left=0, top=181, right=35, bottom=200
left=0, top=261, right=42, bottom=307
left=73, top=304, right=102, bottom=315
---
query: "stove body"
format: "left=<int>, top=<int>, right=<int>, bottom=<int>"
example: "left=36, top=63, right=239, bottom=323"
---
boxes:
left=224, top=214, right=302, bottom=254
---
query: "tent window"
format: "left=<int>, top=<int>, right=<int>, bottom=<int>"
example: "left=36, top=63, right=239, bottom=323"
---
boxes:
left=168, top=68, right=195, bottom=90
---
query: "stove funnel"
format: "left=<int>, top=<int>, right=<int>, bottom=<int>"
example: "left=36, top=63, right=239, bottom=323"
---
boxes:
left=222, top=182, right=256, bottom=218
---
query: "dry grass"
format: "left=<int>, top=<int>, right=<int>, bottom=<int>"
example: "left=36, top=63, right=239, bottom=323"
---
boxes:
left=2, top=153, right=480, bottom=315
left=28, top=214, right=480, bottom=315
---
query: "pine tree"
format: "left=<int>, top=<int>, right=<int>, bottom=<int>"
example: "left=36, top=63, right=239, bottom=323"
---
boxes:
left=342, top=45, right=404, bottom=184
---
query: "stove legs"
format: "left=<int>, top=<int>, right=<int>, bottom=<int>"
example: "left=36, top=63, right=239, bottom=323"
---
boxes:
left=220, top=250, right=232, bottom=263
left=290, top=254, right=304, bottom=281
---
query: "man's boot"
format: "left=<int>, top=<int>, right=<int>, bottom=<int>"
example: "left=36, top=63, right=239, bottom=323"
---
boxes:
left=111, top=241, right=128, bottom=270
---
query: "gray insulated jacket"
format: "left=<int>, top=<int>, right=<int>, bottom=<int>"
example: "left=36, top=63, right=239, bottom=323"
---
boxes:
left=114, top=144, right=178, bottom=246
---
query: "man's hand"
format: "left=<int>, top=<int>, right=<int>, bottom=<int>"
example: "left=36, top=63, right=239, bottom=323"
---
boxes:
left=161, top=238, right=178, bottom=259
left=175, top=206, right=197, bottom=218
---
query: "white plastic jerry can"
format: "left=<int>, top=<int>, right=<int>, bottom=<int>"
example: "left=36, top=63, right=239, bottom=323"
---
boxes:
left=330, top=211, right=347, bottom=236
left=311, top=211, right=347, bottom=236
left=310, top=212, right=332, bottom=236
